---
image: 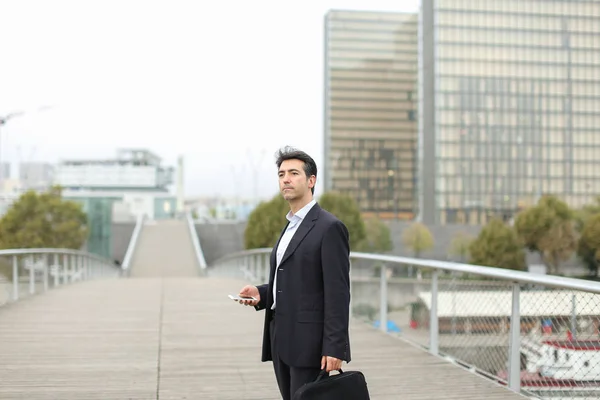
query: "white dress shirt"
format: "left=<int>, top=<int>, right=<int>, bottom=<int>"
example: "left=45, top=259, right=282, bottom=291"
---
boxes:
left=272, top=199, right=316, bottom=310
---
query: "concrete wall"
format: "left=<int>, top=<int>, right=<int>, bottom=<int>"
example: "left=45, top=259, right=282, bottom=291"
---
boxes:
left=195, top=222, right=246, bottom=265
left=111, top=222, right=136, bottom=264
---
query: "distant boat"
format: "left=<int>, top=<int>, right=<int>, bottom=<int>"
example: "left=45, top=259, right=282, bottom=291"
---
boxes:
left=497, top=337, right=600, bottom=396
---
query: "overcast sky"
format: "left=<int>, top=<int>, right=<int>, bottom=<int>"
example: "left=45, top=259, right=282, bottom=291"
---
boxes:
left=0, top=0, right=419, bottom=199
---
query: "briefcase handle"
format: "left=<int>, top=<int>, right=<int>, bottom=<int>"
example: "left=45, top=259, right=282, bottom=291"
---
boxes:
left=315, top=368, right=343, bottom=382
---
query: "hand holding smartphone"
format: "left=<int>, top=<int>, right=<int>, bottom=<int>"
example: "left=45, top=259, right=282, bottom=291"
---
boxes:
left=228, top=294, right=257, bottom=301
left=231, top=285, right=261, bottom=306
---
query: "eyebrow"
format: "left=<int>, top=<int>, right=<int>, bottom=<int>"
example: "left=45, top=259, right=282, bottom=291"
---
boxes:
left=278, top=168, right=301, bottom=174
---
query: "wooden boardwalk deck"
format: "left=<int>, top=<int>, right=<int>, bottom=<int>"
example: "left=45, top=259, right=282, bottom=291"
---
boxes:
left=0, top=277, right=526, bottom=399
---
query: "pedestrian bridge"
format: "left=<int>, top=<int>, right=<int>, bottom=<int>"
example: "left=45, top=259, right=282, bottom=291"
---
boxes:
left=1, top=216, right=599, bottom=400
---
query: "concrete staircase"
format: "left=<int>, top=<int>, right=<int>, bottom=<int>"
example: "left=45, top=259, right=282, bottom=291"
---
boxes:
left=128, top=219, right=200, bottom=277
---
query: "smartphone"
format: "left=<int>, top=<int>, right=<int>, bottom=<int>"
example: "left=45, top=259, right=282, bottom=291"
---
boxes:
left=228, top=294, right=257, bottom=301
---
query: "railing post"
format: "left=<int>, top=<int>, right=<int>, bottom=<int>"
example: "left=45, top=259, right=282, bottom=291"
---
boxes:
left=571, top=293, right=577, bottom=340
left=75, top=255, right=79, bottom=280
left=75, top=255, right=80, bottom=281
left=67, top=255, right=73, bottom=283
left=12, top=255, right=18, bottom=301
left=264, top=254, right=269, bottom=282
left=379, top=263, right=387, bottom=333
left=63, top=254, right=68, bottom=285
left=508, top=282, right=521, bottom=393
left=429, top=270, right=439, bottom=355
left=43, top=254, right=49, bottom=292
left=349, top=259, right=353, bottom=319
left=53, top=254, right=59, bottom=287
left=58, top=254, right=65, bottom=286
left=249, top=255, right=255, bottom=281
left=29, top=255, right=35, bottom=295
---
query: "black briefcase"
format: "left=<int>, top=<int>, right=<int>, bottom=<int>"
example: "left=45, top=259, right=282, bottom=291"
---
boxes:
left=292, top=369, right=370, bottom=400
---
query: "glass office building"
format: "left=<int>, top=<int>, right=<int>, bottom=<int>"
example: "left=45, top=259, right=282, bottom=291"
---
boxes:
left=419, top=0, right=600, bottom=225
left=324, top=10, right=419, bottom=219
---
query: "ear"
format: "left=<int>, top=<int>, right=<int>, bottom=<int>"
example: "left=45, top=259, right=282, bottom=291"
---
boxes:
left=308, top=175, right=316, bottom=189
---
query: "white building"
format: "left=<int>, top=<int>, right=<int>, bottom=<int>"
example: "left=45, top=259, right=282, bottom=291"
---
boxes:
left=19, top=162, right=54, bottom=191
left=55, top=148, right=173, bottom=192
left=55, top=149, right=178, bottom=221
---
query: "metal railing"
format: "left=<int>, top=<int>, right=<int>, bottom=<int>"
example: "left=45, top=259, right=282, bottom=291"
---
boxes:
left=211, top=248, right=600, bottom=400
left=186, top=211, right=207, bottom=272
left=0, top=248, right=121, bottom=307
left=121, top=213, right=145, bottom=275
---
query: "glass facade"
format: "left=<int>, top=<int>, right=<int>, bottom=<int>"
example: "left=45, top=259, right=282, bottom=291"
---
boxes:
left=66, top=196, right=116, bottom=260
left=420, top=0, right=600, bottom=225
left=324, top=10, right=419, bottom=219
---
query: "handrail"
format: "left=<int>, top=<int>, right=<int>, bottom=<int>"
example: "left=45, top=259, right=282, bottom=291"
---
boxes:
left=212, top=248, right=600, bottom=294
left=211, top=248, right=600, bottom=398
left=0, top=247, right=116, bottom=262
left=0, top=248, right=120, bottom=307
left=121, top=213, right=145, bottom=272
left=186, top=211, right=207, bottom=270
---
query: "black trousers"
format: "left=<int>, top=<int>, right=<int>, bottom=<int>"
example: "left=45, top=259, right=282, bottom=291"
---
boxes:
left=270, top=317, right=323, bottom=400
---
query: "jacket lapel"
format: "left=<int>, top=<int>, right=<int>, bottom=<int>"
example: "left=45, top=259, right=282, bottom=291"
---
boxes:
left=278, top=204, right=320, bottom=267
left=270, top=221, right=289, bottom=282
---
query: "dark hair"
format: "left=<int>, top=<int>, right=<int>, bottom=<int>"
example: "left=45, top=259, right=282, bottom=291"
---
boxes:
left=275, top=146, right=317, bottom=194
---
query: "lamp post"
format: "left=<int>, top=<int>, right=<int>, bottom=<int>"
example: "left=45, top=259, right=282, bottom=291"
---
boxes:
left=246, top=148, right=266, bottom=207
left=230, top=164, right=243, bottom=214
left=0, top=111, right=25, bottom=191
left=0, top=106, right=53, bottom=193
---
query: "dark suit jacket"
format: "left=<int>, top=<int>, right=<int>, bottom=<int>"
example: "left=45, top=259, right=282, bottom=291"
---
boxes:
left=255, top=202, right=351, bottom=368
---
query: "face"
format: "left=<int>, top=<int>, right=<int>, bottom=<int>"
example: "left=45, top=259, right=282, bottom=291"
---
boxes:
left=278, top=159, right=315, bottom=201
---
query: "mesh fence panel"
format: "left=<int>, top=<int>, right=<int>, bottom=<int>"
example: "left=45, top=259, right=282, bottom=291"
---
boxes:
left=515, top=289, right=600, bottom=400
left=349, top=257, right=600, bottom=400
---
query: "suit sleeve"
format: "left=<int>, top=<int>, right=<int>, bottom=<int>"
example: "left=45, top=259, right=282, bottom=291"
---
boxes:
left=254, top=284, right=268, bottom=311
left=320, top=220, right=351, bottom=361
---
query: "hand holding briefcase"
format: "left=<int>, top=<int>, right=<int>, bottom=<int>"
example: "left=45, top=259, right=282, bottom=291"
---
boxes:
left=292, top=368, right=370, bottom=400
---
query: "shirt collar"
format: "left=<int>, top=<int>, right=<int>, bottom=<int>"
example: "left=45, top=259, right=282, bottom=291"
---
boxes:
left=286, top=199, right=316, bottom=223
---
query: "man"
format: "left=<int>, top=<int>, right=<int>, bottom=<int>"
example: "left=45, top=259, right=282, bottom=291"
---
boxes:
left=237, top=146, right=351, bottom=400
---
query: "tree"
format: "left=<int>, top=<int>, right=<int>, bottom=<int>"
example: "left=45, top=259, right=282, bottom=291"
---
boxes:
left=357, top=217, right=393, bottom=253
left=0, top=186, right=88, bottom=250
left=244, top=195, right=288, bottom=249
left=514, top=195, right=577, bottom=275
left=577, top=213, right=600, bottom=277
left=448, top=232, right=474, bottom=262
left=469, top=218, right=526, bottom=271
left=402, top=222, right=434, bottom=258
left=318, top=192, right=366, bottom=250
left=574, top=196, right=600, bottom=232
left=537, top=220, right=579, bottom=275
left=244, top=191, right=367, bottom=251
